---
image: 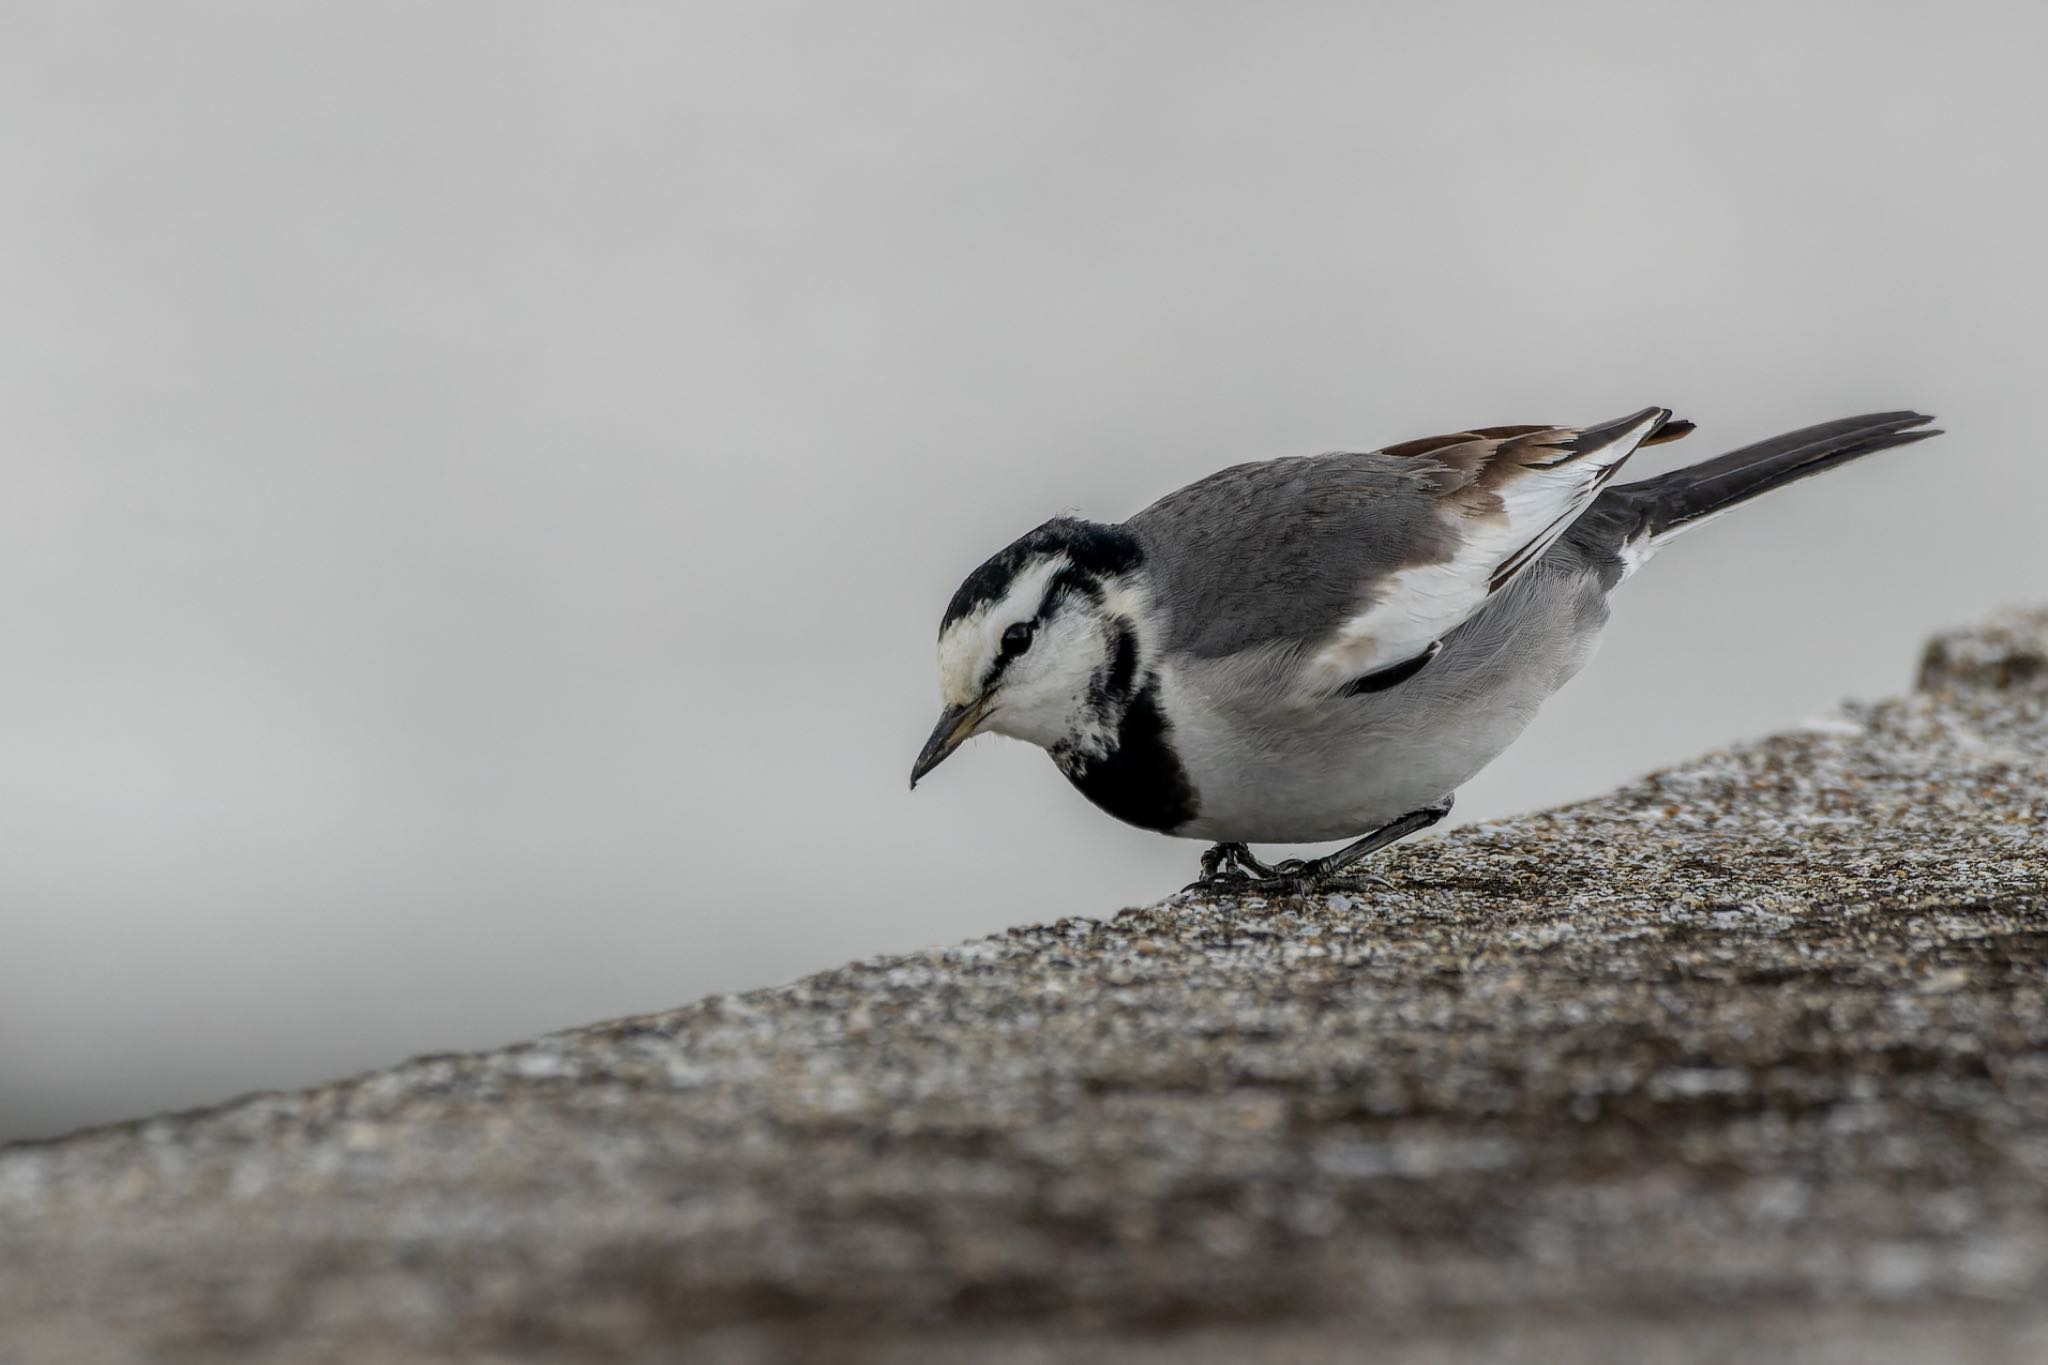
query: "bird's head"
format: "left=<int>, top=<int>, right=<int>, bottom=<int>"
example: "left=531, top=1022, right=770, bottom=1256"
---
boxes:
left=911, top=518, right=1147, bottom=787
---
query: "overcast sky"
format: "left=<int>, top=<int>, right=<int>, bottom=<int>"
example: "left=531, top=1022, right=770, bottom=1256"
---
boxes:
left=2, top=0, right=2042, bottom=1141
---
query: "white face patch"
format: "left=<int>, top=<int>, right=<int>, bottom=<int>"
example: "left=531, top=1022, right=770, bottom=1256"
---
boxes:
left=936, top=555, right=1070, bottom=708
left=933, top=554, right=1138, bottom=758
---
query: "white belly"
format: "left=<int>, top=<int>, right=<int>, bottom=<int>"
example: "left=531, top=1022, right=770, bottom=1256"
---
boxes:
left=1159, top=566, right=1610, bottom=843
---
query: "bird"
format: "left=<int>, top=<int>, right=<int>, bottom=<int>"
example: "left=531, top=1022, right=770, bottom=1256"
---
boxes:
left=910, top=407, right=1940, bottom=893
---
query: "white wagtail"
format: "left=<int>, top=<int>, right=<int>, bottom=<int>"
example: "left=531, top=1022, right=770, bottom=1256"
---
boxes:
left=911, top=408, right=1939, bottom=891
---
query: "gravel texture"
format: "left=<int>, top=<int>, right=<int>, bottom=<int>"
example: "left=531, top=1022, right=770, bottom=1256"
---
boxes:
left=3, top=610, right=2046, bottom=1364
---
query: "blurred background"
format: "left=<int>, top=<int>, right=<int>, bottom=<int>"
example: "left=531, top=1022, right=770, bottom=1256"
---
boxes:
left=2, top=0, right=2041, bottom=1142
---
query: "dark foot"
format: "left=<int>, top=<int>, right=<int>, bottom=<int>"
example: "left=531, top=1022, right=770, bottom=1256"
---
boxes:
left=1184, top=798, right=1455, bottom=899
left=1268, top=860, right=1394, bottom=892
left=1214, top=865, right=1389, bottom=901
left=1187, top=854, right=1342, bottom=902
left=1185, top=842, right=1282, bottom=892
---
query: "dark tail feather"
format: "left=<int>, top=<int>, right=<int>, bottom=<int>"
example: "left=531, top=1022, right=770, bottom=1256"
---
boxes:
left=1605, top=410, right=1940, bottom=543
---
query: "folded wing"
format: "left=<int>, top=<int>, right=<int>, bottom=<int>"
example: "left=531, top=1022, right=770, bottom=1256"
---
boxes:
left=1302, top=406, right=1685, bottom=691
left=1127, top=406, right=1687, bottom=695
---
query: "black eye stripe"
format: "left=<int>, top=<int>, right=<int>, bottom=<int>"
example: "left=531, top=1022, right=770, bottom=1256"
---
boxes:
left=980, top=618, right=1035, bottom=688
left=978, top=567, right=1104, bottom=691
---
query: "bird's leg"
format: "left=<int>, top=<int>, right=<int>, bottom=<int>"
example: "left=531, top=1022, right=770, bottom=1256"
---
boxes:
left=1301, top=797, right=1454, bottom=884
left=1189, top=799, right=1451, bottom=897
left=1239, top=798, right=1456, bottom=895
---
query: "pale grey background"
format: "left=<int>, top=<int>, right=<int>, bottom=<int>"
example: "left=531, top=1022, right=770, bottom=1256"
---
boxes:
left=1, top=1, right=2041, bottom=1141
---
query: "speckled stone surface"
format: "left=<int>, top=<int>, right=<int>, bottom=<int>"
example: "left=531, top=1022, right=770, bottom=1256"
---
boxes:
left=3, top=611, right=2046, bottom=1365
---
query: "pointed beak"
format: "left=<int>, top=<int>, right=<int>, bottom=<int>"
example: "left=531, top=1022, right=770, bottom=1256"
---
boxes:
left=910, top=697, right=989, bottom=789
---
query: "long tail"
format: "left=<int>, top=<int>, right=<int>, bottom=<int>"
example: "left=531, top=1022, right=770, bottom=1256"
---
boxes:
left=1574, top=410, right=1941, bottom=567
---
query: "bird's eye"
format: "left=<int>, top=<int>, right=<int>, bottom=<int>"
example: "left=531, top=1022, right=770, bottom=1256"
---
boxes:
left=1000, top=621, right=1035, bottom=657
